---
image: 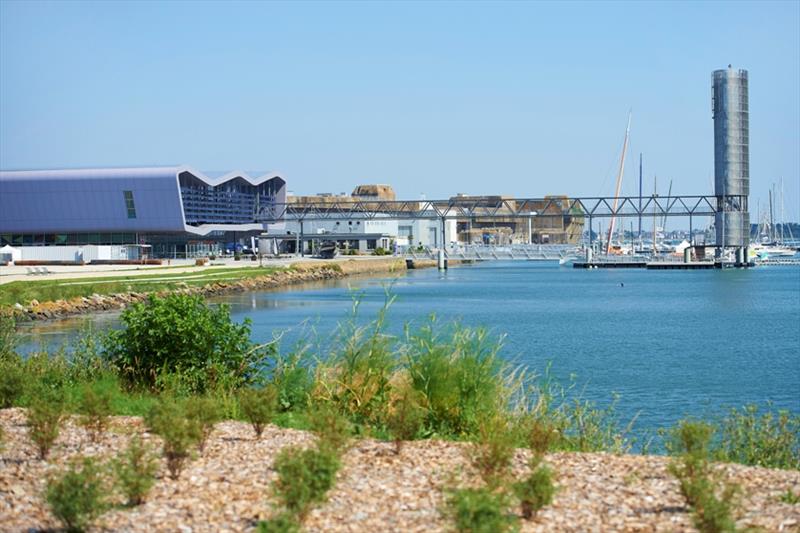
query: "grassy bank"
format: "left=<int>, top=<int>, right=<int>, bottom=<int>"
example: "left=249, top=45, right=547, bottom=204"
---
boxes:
left=0, top=266, right=283, bottom=307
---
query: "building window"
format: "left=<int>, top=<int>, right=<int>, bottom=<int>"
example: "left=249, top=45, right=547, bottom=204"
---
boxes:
left=123, top=190, right=137, bottom=219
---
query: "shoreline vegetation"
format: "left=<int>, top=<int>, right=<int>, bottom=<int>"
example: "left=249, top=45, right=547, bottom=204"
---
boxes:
left=0, top=257, right=420, bottom=321
left=1, top=292, right=798, bottom=531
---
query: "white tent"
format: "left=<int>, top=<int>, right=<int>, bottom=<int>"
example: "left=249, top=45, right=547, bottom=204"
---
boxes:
left=0, top=244, right=21, bottom=263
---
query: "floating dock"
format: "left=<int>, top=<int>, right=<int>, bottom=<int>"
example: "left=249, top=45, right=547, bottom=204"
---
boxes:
left=574, top=261, right=743, bottom=270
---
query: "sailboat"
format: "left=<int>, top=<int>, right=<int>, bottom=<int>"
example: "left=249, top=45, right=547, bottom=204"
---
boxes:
left=751, top=182, right=798, bottom=259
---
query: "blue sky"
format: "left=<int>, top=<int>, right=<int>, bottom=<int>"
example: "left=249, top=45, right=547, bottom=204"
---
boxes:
left=1, top=0, right=798, bottom=221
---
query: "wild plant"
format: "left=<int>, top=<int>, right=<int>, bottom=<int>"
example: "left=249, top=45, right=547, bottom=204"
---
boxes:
left=309, top=403, right=351, bottom=453
left=312, top=294, right=396, bottom=425
left=513, top=458, right=555, bottom=519
left=113, top=435, right=159, bottom=506
left=46, top=456, right=108, bottom=532
left=78, top=380, right=114, bottom=442
left=186, top=396, right=222, bottom=453
left=780, top=489, right=800, bottom=504
left=272, top=445, right=341, bottom=519
left=257, top=513, right=301, bottom=533
left=444, top=486, right=516, bottom=533
left=268, top=348, right=313, bottom=412
left=716, top=404, right=799, bottom=470
left=404, top=319, right=518, bottom=437
left=0, top=312, right=16, bottom=361
left=471, top=415, right=516, bottom=486
left=104, top=293, right=268, bottom=393
left=0, top=356, right=25, bottom=408
left=239, top=386, right=278, bottom=438
left=27, top=391, right=64, bottom=459
left=384, top=384, right=426, bottom=453
left=145, top=398, right=201, bottom=480
left=668, top=420, right=739, bottom=533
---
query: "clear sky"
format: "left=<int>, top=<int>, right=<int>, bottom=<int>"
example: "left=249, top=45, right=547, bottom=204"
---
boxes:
left=1, top=0, right=798, bottom=221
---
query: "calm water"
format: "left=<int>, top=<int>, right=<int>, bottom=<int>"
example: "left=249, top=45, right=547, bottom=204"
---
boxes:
left=17, top=262, right=800, bottom=433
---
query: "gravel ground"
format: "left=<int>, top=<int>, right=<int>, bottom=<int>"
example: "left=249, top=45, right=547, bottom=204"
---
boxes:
left=1, top=408, right=798, bottom=532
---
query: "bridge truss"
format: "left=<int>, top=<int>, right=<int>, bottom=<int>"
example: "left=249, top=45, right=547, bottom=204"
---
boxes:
left=257, top=194, right=743, bottom=223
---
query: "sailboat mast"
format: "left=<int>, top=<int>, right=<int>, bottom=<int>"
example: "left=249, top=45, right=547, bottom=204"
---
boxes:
left=769, top=187, right=775, bottom=242
left=638, top=153, right=643, bottom=245
left=606, top=112, right=632, bottom=255
left=652, top=175, right=658, bottom=256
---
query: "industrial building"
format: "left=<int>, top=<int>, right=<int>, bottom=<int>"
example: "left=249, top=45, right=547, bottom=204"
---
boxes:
left=0, top=166, right=286, bottom=260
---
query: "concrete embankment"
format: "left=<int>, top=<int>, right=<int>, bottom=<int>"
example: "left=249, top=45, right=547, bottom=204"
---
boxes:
left=6, top=258, right=412, bottom=321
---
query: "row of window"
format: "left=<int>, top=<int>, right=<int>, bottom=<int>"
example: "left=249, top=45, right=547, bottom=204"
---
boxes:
left=1, top=233, right=138, bottom=246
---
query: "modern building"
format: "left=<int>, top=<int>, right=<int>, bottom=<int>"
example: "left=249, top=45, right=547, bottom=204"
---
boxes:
left=712, top=66, right=750, bottom=253
left=0, top=166, right=286, bottom=259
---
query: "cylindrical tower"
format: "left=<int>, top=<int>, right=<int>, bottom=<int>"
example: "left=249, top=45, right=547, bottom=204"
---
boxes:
left=712, top=66, right=750, bottom=249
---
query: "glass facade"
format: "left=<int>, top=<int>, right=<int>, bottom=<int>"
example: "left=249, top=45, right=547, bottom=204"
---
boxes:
left=1, top=233, right=138, bottom=246
left=179, top=172, right=281, bottom=226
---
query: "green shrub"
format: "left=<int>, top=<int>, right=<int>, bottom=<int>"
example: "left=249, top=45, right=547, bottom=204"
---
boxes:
left=471, top=416, right=516, bottom=485
left=0, top=356, right=25, bottom=407
left=514, top=460, right=555, bottom=519
left=257, top=513, right=301, bottom=533
left=445, top=487, right=516, bottom=533
left=309, top=404, right=351, bottom=453
left=46, top=457, right=107, bottom=532
left=239, top=387, right=277, bottom=438
left=113, top=436, right=159, bottom=506
left=668, top=420, right=739, bottom=533
left=780, top=489, right=800, bottom=504
left=0, top=312, right=16, bottom=361
left=270, top=351, right=313, bottom=412
left=372, top=247, right=388, bottom=256
left=716, top=404, right=799, bottom=470
left=186, top=396, right=222, bottom=453
left=27, top=392, right=64, bottom=459
left=78, top=380, right=114, bottom=442
left=145, top=398, right=201, bottom=480
left=104, top=293, right=268, bottom=393
left=385, top=387, right=426, bottom=453
left=313, top=299, right=396, bottom=425
left=272, top=446, right=341, bottom=519
left=523, top=416, right=558, bottom=457
left=405, top=321, right=513, bottom=436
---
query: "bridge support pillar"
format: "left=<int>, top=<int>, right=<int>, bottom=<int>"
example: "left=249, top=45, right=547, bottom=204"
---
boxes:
left=438, top=249, right=446, bottom=270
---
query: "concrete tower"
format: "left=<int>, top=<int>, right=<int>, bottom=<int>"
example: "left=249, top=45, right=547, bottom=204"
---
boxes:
left=712, top=66, right=750, bottom=255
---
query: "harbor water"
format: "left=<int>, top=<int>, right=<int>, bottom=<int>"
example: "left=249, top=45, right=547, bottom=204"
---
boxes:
left=17, top=261, right=800, bottom=436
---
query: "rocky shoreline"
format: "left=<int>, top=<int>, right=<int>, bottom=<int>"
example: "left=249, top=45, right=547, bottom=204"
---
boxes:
left=7, top=258, right=410, bottom=322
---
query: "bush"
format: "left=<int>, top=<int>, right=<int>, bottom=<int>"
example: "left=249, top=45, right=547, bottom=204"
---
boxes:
left=272, top=446, right=341, bottom=519
left=405, top=322, right=514, bottom=436
left=309, top=404, right=351, bottom=453
left=186, top=396, right=222, bottom=453
left=257, top=513, right=301, bottom=533
left=239, top=387, right=277, bottom=438
left=471, top=416, right=516, bottom=485
left=716, top=404, right=799, bottom=470
left=524, top=415, right=558, bottom=457
left=78, top=380, right=114, bottom=442
left=104, top=293, right=267, bottom=393
left=113, top=436, right=159, bottom=506
left=269, top=351, right=313, bottom=412
left=372, top=247, right=388, bottom=256
left=0, top=356, right=25, bottom=408
left=668, top=420, right=739, bottom=533
left=0, top=312, right=17, bottom=361
left=312, top=299, right=396, bottom=425
left=46, top=457, right=107, bottom=532
left=27, top=392, right=64, bottom=459
left=514, top=460, right=555, bottom=519
left=145, top=398, right=201, bottom=480
left=445, top=487, right=516, bottom=533
left=385, top=387, right=426, bottom=454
